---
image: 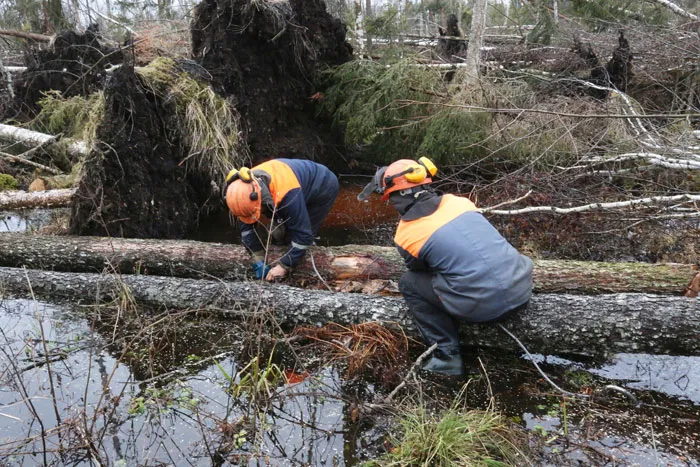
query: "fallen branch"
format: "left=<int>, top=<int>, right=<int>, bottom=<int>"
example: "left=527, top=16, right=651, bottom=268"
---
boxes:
left=647, top=0, right=699, bottom=21
left=581, top=153, right=700, bottom=170
left=484, top=193, right=700, bottom=215
left=0, top=152, right=62, bottom=175
left=382, top=343, right=437, bottom=404
left=0, top=124, right=88, bottom=158
left=3, top=66, right=26, bottom=73
left=0, top=133, right=64, bottom=174
left=0, top=189, right=77, bottom=210
left=0, top=29, right=52, bottom=42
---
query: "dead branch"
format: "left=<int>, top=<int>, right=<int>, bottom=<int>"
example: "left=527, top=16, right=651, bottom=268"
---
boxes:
left=583, top=153, right=700, bottom=170
left=483, top=190, right=533, bottom=210
left=0, top=29, right=52, bottom=42
left=0, top=189, right=76, bottom=209
left=484, top=193, right=700, bottom=215
left=382, top=343, right=437, bottom=404
left=0, top=151, right=62, bottom=174
left=395, top=99, right=698, bottom=120
left=0, top=134, right=64, bottom=175
left=647, top=0, right=699, bottom=21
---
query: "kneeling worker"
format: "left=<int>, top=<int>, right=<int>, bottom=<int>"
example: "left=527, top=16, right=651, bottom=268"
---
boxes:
left=358, top=158, right=533, bottom=376
left=225, top=159, right=339, bottom=281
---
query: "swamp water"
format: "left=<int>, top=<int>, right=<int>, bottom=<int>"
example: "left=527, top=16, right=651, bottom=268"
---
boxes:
left=1, top=184, right=699, bottom=465
left=0, top=209, right=70, bottom=234
left=0, top=298, right=698, bottom=466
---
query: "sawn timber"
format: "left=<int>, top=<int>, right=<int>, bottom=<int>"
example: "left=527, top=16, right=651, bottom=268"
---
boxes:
left=0, top=233, right=697, bottom=295
left=1, top=266, right=698, bottom=356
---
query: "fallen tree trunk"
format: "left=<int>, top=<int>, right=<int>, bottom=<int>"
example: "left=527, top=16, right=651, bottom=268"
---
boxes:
left=0, top=189, right=76, bottom=210
left=0, top=233, right=696, bottom=295
left=1, top=266, right=698, bottom=356
left=0, top=124, right=88, bottom=157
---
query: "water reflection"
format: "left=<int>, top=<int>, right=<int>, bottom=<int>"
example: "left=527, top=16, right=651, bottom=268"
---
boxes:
left=0, top=208, right=70, bottom=233
left=0, top=299, right=358, bottom=466
left=590, top=353, right=700, bottom=403
left=526, top=353, right=700, bottom=405
left=1, top=298, right=698, bottom=466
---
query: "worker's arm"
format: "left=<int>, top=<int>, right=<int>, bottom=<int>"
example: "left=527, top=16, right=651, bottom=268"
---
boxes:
left=276, top=189, right=314, bottom=269
left=240, top=221, right=264, bottom=259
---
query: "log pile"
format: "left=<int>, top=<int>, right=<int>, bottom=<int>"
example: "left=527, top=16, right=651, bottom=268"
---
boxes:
left=0, top=233, right=697, bottom=295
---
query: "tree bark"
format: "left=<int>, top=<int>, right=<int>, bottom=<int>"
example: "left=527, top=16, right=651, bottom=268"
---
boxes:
left=0, top=29, right=52, bottom=42
left=1, top=266, right=698, bottom=356
left=0, top=233, right=696, bottom=295
left=0, top=124, right=87, bottom=157
left=0, top=189, right=77, bottom=210
left=464, top=0, right=487, bottom=84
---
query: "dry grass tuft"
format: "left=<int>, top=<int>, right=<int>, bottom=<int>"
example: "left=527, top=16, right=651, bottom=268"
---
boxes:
left=136, top=57, right=248, bottom=180
left=293, top=322, right=413, bottom=378
left=131, top=20, right=191, bottom=66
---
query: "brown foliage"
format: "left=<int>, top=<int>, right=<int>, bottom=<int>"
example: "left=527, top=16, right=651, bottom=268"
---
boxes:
left=293, top=322, right=413, bottom=379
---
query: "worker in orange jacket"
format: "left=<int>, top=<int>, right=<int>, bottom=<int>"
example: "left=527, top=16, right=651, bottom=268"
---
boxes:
left=359, top=158, right=533, bottom=376
left=225, top=159, right=339, bottom=281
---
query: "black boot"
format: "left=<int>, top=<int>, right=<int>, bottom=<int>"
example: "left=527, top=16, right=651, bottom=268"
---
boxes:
left=422, top=352, right=464, bottom=377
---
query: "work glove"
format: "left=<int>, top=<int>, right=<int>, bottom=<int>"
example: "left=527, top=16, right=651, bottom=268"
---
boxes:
left=252, top=261, right=272, bottom=280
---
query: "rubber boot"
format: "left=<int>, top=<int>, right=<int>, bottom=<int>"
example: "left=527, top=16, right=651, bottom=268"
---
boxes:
left=422, top=352, right=464, bottom=377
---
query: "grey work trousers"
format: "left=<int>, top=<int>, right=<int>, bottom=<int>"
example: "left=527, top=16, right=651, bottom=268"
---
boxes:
left=399, top=270, right=526, bottom=356
left=398, top=270, right=462, bottom=356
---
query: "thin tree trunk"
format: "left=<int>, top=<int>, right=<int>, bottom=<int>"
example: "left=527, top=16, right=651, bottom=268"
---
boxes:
left=0, top=233, right=696, bottom=295
left=365, top=0, right=372, bottom=50
left=0, top=29, right=52, bottom=42
left=1, top=266, right=698, bottom=356
left=0, top=189, right=77, bottom=210
left=464, top=0, right=487, bottom=84
left=0, top=124, right=87, bottom=158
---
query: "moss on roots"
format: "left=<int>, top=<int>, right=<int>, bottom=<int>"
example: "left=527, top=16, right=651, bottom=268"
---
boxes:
left=136, top=57, right=247, bottom=181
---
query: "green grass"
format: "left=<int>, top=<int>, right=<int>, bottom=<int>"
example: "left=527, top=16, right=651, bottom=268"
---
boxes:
left=366, top=389, right=529, bottom=466
left=32, top=90, right=105, bottom=147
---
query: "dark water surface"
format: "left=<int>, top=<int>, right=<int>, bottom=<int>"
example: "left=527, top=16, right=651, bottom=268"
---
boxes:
left=0, top=298, right=698, bottom=466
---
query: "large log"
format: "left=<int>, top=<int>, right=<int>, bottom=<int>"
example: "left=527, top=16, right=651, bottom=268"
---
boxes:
left=0, top=189, right=76, bottom=210
left=0, top=233, right=696, bottom=295
left=0, top=266, right=698, bottom=356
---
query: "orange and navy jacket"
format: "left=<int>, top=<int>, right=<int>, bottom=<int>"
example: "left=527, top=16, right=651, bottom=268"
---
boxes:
left=240, top=159, right=337, bottom=268
left=395, top=193, right=533, bottom=322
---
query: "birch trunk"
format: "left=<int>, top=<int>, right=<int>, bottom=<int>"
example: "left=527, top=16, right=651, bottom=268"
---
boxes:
left=464, top=0, right=488, bottom=84
left=0, top=124, right=87, bottom=157
left=0, top=189, right=77, bottom=210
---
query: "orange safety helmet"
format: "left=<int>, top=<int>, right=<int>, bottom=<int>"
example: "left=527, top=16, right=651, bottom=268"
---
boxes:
left=225, top=175, right=263, bottom=224
left=381, top=157, right=437, bottom=201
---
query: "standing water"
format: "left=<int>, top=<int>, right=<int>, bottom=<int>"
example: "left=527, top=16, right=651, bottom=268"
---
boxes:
left=0, top=298, right=698, bottom=466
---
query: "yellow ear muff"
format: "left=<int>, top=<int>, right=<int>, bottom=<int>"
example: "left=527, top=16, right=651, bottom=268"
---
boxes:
left=239, top=167, right=253, bottom=182
left=418, top=157, right=438, bottom=177
left=225, top=168, right=239, bottom=185
left=404, top=164, right=427, bottom=183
